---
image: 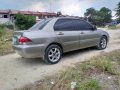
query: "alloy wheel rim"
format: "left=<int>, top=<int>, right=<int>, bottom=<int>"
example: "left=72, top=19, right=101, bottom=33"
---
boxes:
left=100, top=38, right=107, bottom=48
left=48, top=48, right=60, bottom=62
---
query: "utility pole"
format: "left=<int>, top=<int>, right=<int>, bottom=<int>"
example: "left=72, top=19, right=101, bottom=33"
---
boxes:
left=49, top=0, right=54, bottom=12
left=11, top=16, right=16, bottom=31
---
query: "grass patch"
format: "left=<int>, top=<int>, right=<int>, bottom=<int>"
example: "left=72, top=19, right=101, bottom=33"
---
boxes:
left=77, top=79, right=101, bottom=90
left=108, top=25, right=118, bottom=29
left=90, top=57, right=119, bottom=75
left=107, top=24, right=120, bottom=30
left=0, top=27, right=14, bottom=55
left=118, top=76, right=120, bottom=90
left=15, top=50, right=120, bottom=90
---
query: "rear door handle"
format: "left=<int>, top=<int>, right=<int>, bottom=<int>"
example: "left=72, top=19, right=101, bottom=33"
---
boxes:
left=80, top=32, right=84, bottom=34
left=58, top=32, right=64, bottom=35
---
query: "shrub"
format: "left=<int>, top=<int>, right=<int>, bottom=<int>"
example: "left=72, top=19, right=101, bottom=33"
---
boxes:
left=15, top=13, right=36, bottom=30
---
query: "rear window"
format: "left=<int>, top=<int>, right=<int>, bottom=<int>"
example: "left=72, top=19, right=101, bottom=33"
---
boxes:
left=29, top=19, right=51, bottom=30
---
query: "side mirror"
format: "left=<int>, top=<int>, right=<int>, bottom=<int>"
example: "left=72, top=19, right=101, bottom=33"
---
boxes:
left=93, top=25, right=97, bottom=30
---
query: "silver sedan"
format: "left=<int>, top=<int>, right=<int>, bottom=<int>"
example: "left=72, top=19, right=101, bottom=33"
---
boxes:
left=13, top=17, right=109, bottom=64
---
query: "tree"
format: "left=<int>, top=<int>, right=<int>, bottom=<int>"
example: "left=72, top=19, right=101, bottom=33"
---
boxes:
left=115, top=2, right=120, bottom=23
left=99, top=7, right=112, bottom=25
left=84, top=8, right=96, bottom=17
left=84, top=8, right=97, bottom=24
left=84, top=7, right=112, bottom=26
left=15, top=13, right=36, bottom=30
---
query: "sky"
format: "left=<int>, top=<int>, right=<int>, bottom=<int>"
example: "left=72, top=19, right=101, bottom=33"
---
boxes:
left=0, top=0, right=120, bottom=18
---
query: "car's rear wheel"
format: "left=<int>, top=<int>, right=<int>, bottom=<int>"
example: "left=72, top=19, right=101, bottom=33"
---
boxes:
left=44, top=45, right=62, bottom=64
left=97, top=36, right=107, bottom=50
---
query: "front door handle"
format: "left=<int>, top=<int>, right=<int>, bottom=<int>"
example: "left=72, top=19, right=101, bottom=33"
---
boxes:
left=58, top=32, right=64, bottom=35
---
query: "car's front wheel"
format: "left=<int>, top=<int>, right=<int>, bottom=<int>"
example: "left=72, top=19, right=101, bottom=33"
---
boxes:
left=44, top=45, right=62, bottom=64
left=97, top=36, right=107, bottom=50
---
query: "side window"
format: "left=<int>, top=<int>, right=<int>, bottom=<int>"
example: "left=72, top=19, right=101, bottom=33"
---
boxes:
left=39, top=20, right=50, bottom=30
left=54, top=19, right=74, bottom=31
left=72, top=19, right=93, bottom=30
left=29, top=19, right=51, bottom=30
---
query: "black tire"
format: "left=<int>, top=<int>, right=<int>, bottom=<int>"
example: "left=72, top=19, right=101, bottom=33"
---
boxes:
left=44, top=45, right=62, bottom=64
left=97, top=36, right=107, bottom=50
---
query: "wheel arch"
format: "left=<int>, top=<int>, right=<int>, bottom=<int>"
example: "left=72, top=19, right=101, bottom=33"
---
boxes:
left=102, top=35, right=108, bottom=42
left=46, top=42, right=63, bottom=53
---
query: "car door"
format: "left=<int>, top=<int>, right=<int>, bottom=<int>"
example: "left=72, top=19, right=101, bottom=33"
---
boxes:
left=54, top=18, right=79, bottom=52
left=72, top=19, right=99, bottom=48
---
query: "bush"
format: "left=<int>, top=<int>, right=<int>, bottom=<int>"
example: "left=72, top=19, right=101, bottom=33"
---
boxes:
left=15, top=13, right=36, bottom=30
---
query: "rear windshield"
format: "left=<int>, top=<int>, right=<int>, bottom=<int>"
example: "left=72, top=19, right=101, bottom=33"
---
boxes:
left=29, top=19, right=51, bottom=30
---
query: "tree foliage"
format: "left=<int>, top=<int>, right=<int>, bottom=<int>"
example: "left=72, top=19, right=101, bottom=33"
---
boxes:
left=15, top=13, right=36, bottom=30
left=115, top=2, right=120, bottom=23
left=84, top=8, right=97, bottom=25
left=84, top=7, right=112, bottom=26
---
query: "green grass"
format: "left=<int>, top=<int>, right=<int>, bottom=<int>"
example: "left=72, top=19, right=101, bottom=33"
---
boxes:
left=118, top=76, right=120, bottom=90
left=0, top=25, right=5, bottom=38
left=107, top=24, right=120, bottom=30
left=108, top=25, right=117, bottom=29
left=90, top=57, right=118, bottom=75
left=0, top=27, right=14, bottom=55
left=77, top=79, right=101, bottom=90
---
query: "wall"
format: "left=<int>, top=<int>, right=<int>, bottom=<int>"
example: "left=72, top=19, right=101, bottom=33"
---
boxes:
left=0, top=18, right=11, bottom=24
left=0, top=14, right=11, bottom=24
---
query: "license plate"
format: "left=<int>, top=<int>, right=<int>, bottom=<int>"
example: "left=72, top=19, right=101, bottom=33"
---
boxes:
left=12, top=37, right=17, bottom=45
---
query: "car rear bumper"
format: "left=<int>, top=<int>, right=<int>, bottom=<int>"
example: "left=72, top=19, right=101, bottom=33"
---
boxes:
left=13, top=44, right=46, bottom=58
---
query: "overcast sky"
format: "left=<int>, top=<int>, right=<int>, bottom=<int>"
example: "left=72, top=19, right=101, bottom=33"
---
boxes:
left=0, top=0, right=120, bottom=17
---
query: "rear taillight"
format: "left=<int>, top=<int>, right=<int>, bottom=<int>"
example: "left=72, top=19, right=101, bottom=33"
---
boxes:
left=19, top=37, right=32, bottom=43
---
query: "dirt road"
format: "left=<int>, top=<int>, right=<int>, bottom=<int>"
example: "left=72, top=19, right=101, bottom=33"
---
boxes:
left=0, top=30, right=120, bottom=90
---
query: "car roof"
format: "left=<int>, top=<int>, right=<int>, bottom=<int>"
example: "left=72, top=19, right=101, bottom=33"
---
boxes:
left=56, top=17, right=83, bottom=20
left=45, top=17, right=84, bottom=20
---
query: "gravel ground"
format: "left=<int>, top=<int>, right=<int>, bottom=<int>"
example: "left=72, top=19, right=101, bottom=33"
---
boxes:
left=0, top=30, right=120, bottom=90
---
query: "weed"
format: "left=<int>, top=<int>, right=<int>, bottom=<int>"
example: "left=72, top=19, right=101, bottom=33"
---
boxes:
left=107, top=24, right=120, bottom=30
left=77, top=79, right=101, bottom=90
left=118, top=74, right=120, bottom=90
left=0, top=28, right=14, bottom=55
left=90, top=57, right=118, bottom=75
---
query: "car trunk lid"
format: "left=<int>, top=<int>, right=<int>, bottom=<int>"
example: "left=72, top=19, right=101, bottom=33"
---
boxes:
left=13, top=31, right=24, bottom=45
left=13, top=30, right=35, bottom=45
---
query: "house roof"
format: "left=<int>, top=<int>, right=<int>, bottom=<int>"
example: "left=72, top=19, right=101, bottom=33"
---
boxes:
left=10, top=10, right=19, bottom=14
left=0, top=9, right=57, bottom=16
left=0, top=10, right=10, bottom=14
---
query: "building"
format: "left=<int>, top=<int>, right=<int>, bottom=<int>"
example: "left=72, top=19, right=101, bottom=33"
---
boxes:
left=0, top=9, right=86, bottom=25
left=0, top=9, right=57, bottom=24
